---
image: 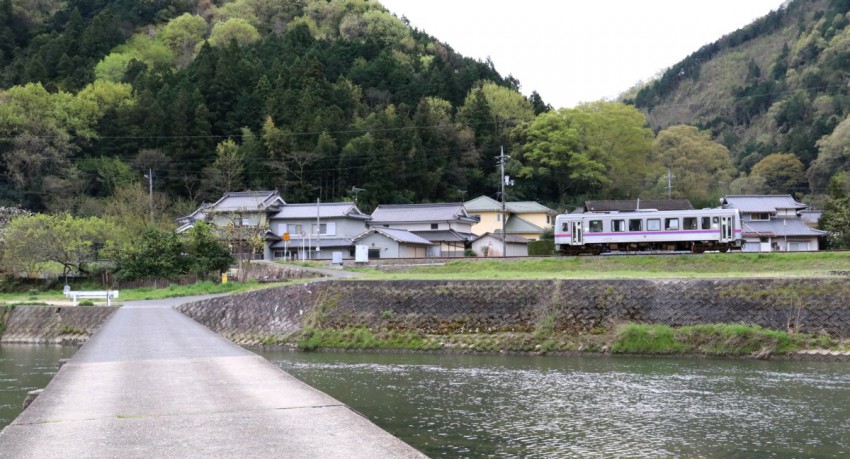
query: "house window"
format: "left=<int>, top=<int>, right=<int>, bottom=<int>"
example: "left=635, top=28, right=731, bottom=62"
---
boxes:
left=683, top=217, right=697, bottom=230
left=665, top=218, right=679, bottom=230
left=612, top=220, right=625, bottom=232
left=647, top=219, right=661, bottom=231
left=546, top=215, right=551, bottom=224
left=751, top=213, right=770, bottom=221
left=287, top=224, right=302, bottom=234
left=629, top=219, right=642, bottom=231
left=311, top=223, right=327, bottom=235
left=431, top=223, right=439, bottom=230
left=588, top=220, right=603, bottom=232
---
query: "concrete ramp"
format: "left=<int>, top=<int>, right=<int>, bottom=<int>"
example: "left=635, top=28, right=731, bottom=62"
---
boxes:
left=0, top=297, right=424, bottom=458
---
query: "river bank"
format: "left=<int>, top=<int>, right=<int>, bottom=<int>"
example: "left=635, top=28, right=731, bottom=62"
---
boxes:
left=178, top=278, right=850, bottom=360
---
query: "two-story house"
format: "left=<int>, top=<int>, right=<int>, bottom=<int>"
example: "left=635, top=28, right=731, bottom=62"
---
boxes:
left=464, top=195, right=557, bottom=240
left=720, top=195, right=826, bottom=252
left=176, top=190, right=286, bottom=260
left=369, top=203, right=478, bottom=257
left=266, top=202, right=370, bottom=260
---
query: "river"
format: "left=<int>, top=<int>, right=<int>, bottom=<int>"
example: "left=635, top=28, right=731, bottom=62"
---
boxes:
left=0, top=344, right=76, bottom=429
left=261, top=351, right=850, bottom=458
left=2, top=346, right=849, bottom=457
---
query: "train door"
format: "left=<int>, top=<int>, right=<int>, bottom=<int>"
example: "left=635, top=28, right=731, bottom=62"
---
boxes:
left=720, top=216, right=734, bottom=242
left=571, top=220, right=583, bottom=245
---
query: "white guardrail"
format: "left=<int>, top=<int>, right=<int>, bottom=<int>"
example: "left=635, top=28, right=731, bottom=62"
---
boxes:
left=63, top=289, right=119, bottom=306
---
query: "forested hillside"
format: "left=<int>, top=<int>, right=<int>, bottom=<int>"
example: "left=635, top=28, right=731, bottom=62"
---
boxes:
left=4, top=0, right=850, bottom=229
left=0, top=0, right=552, bottom=216
left=631, top=0, right=850, bottom=205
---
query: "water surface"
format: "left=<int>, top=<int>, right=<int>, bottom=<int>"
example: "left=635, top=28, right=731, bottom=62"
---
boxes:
left=0, top=344, right=76, bottom=429
left=263, top=351, right=850, bottom=458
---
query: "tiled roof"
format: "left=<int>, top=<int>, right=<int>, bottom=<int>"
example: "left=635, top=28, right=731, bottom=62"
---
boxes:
left=741, top=219, right=827, bottom=238
left=411, top=230, right=476, bottom=243
left=504, top=216, right=543, bottom=234
left=354, top=228, right=433, bottom=245
left=464, top=195, right=556, bottom=214
left=208, top=190, right=284, bottom=213
left=270, top=202, right=368, bottom=220
left=370, top=203, right=472, bottom=223
left=584, top=199, right=693, bottom=212
left=721, top=195, right=807, bottom=213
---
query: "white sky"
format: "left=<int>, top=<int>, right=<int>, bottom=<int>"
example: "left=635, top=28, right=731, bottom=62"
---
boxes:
left=380, top=0, right=788, bottom=109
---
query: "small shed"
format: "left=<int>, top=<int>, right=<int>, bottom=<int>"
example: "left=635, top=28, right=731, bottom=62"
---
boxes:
left=471, top=233, right=529, bottom=257
left=352, top=228, right=433, bottom=259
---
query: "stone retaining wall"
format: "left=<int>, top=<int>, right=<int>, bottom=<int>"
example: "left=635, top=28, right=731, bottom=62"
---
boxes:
left=1, top=306, right=117, bottom=344
left=177, top=278, right=850, bottom=341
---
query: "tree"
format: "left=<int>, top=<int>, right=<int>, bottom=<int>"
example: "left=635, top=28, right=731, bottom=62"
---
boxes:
left=202, top=138, right=245, bottom=198
left=114, top=227, right=188, bottom=281
left=819, top=173, right=850, bottom=249
left=208, top=18, right=260, bottom=48
left=184, top=221, right=232, bottom=278
left=749, top=153, right=805, bottom=194
left=653, top=125, right=735, bottom=207
left=808, top=114, right=850, bottom=193
left=1, top=214, right=119, bottom=278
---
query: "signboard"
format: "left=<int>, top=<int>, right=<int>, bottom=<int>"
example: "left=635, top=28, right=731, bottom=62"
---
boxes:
left=282, top=232, right=290, bottom=241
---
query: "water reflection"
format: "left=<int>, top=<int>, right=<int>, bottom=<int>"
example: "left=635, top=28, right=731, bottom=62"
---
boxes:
left=0, top=344, right=77, bottom=429
left=262, top=351, right=850, bottom=458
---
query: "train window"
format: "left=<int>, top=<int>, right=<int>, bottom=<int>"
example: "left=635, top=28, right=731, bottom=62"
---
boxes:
left=647, top=219, right=661, bottom=231
left=629, top=219, right=642, bottom=231
left=665, top=218, right=679, bottom=230
left=684, top=217, right=697, bottom=230
left=701, top=217, right=711, bottom=229
left=588, top=220, right=603, bottom=232
left=561, top=222, right=569, bottom=232
left=612, top=220, right=625, bottom=232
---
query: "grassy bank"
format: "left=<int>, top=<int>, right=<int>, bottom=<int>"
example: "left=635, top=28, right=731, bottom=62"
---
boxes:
left=353, top=252, right=850, bottom=280
left=275, top=322, right=843, bottom=358
left=0, top=280, right=288, bottom=304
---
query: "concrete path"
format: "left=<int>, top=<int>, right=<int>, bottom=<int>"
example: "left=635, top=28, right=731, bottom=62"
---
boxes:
left=0, top=296, right=424, bottom=458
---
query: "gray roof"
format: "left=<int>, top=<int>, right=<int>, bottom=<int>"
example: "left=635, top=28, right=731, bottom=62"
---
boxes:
left=411, top=230, right=476, bottom=243
left=584, top=199, right=693, bottom=212
left=504, top=216, right=543, bottom=234
left=208, top=190, right=284, bottom=213
left=464, top=195, right=556, bottom=214
left=270, top=202, right=368, bottom=220
left=354, top=228, right=433, bottom=245
left=721, top=195, right=807, bottom=213
left=741, top=219, right=827, bottom=238
left=370, top=203, right=474, bottom=223
left=473, top=232, right=530, bottom=244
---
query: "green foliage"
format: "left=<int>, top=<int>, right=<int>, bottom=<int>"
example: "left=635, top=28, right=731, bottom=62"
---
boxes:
left=208, top=18, right=260, bottom=48
left=611, top=323, right=802, bottom=356
left=183, top=222, right=233, bottom=278
left=295, top=326, right=440, bottom=352
left=114, top=227, right=188, bottom=280
left=653, top=125, right=734, bottom=207
left=819, top=174, right=850, bottom=248
left=1, top=213, right=120, bottom=277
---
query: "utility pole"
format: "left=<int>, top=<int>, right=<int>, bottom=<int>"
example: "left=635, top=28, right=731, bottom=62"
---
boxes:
left=665, top=168, right=675, bottom=200
left=499, top=146, right=508, bottom=258
left=144, top=169, right=153, bottom=222
left=316, top=197, right=321, bottom=258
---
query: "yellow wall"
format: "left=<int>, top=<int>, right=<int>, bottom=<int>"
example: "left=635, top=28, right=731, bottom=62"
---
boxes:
left=469, top=211, right=501, bottom=235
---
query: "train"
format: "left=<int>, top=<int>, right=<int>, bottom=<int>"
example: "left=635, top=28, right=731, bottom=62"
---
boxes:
left=554, top=208, right=742, bottom=255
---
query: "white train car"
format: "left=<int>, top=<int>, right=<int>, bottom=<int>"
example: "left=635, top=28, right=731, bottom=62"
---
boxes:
left=554, top=208, right=742, bottom=255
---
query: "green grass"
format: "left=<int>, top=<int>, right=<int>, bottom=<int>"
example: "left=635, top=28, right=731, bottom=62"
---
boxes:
left=611, top=323, right=809, bottom=356
left=296, top=326, right=442, bottom=351
left=352, top=252, right=850, bottom=280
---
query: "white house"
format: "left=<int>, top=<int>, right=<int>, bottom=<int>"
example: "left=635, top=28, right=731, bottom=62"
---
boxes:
left=369, top=203, right=477, bottom=257
left=352, top=227, right=433, bottom=259
left=266, top=202, right=370, bottom=260
left=470, top=232, right=529, bottom=257
left=720, top=195, right=826, bottom=252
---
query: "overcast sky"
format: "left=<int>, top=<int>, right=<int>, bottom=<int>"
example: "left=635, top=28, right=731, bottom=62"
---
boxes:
left=379, top=0, right=788, bottom=109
